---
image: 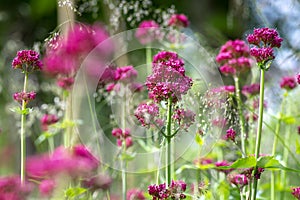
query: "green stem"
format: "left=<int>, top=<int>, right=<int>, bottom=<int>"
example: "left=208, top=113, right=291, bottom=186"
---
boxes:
left=106, top=190, right=111, bottom=200
left=64, top=91, right=73, bottom=147
left=121, top=159, right=127, bottom=200
left=280, top=99, right=291, bottom=200
left=165, top=97, right=173, bottom=186
left=48, top=136, right=54, bottom=153
left=252, top=69, right=265, bottom=200
left=20, top=72, right=28, bottom=184
left=271, top=95, right=285, bottom=200
left=234, top=76, right=247, bottom=157
left=146, top=47, right=152, bottom=76
left=121, top=85, right=127, bottom=200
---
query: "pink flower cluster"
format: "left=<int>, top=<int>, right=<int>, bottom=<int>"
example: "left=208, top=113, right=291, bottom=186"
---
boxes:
left=224, top=128, right=236, bottom=142
left=13, top=91, right=36, bottom=104
left=228, top=174, right=248, bottom=187
left=43, top=23, right=111, bottom=90
left=111, top=128, right=133, bottom=148
left=40, top=114, right=59, bottom=131
left=168, top=14, right=189, bottom=28
left=0, top=175, right=32, bottom=200
left=12, top=50, right=42, bottom=72
left=134, top=102, right=161, bottom=127
left=148, top=180, right=187, bottom=200
left=242, top=83, right=260, bottom=97
left=101, top=65, right=143, bottom=93
left=216, top=40, right=252, bottom=76
left=26, top=145, right=100, bottom=196
left=127, top=188, right=146, bottom=200
left=292, top=187, right=300, bottom=199
left=280, top=76, right=297, bottom=90
left=146, top=51, right=193, bottom=103
left=247, top=28, right=283, bottom=65
left=135, top=20, right=161, bottom=45
left=172, top=108, right=196, bottom=130
left=297, top=73, right=300, bottom=84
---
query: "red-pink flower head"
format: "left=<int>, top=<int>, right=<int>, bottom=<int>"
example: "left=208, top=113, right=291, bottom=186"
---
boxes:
left=247, top=28, right=283, bottom=66
left=280, top=76, right=297, bottom=90
left=41, top=114, right=59, bottom=131
left=13, top=91, right=36, bottom=104
left=146, top=51, right=193, bottom=103
left=39, top=179, right=55, bottom=197
left=43, top=23, right=111, bottom=89
left=114, top=66, right=138, bottom=83
left=224, top=128, right=236, bottom=142
left=134, top=102, right=160, bottom=127
left=242, top=83, right=260, bottom=97
left=12, top=50, right=42, bottom=72
left=228, top=174, right=248, bottom=187
left=111, top=128, right=133, bottom=148
left=168, top=14, right=189, bottom=28
left=127, top=188, right=145, bottom=200
left=292, top=187, right=300, bottom=199
left=247, top=27, right=283, bottom=48
left=297, top=73, right=300, bottom=84
left=216, top=40, right=252, bottom=76
left=0, top=175, right=33, bottom=199
left=135, top=20, right=161, bottom=45
left=26, top=145, right=99, bottom=181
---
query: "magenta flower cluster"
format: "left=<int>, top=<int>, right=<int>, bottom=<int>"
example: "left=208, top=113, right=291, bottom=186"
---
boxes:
left=168, top=14, right=189, bottom=28
left=215, top=160, right=233, bottom=175
left=134, top=102, right=162, bottom=127
left=101, top=65, right=142, bottom=93
left=111, top=128, right=133, bottom=148
left=224, top=128, right=236, bottom=142
left=228, top=174, right=248, bottom=187
left=216, top=40, right=252, bottom=76
left=135, top=20, right=161, bottom=45
left=172, top=108, right=196, bottom=131
left=247, top=28, right=283, bottom=65
left=146, top=51, right=193, bottom=103
left=0, top=175, right=33, bottom=200
left=280, top=76, right=297, bottom=90
left=292, top=187, right=300, bottom=199
left=13, top=91, right=36, bottom=104
left=297, top=73, right=300, bottom=84
left=40, top=114, right=59, bottom=131
left=148, top=180, right=187, bottom=200
left=242, top=83, right=260, bottom=97
left=12, top=50, right=43, bottom=72
left=127, top=188, right=146, bottom=200
left=43, top=23, right=111, bottom=90
left=26, top=145, right=100, bottom=196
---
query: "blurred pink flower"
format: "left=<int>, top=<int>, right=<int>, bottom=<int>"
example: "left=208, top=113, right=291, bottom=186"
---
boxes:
left=127, top=188, right=145, bottom=200
left=135, top=20, right=161, bottom=45
left=280, top=76, right=297, bottom=90
left=168, top=14, right=189, bottom=28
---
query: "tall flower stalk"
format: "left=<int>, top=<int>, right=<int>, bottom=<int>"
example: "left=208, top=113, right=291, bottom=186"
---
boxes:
left=12, top=50, right=42, bottom=184
left=246, top=27, right=283, bottom=200
left=216, top=39, right=252, bottom=157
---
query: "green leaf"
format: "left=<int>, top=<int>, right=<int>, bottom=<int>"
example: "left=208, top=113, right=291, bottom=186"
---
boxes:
left=282, top=115, right=296, bottom=124
left=216, top=156, right=256, bottom=170
left=175, top=164, right=198, bottom=174
left=65, top=187, right=87, bottom=198
left=257, top=156, right=300, bottom=173
left=35, top=132, right=53, bottom=145
left=195, top=134, right=203, bottom=146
